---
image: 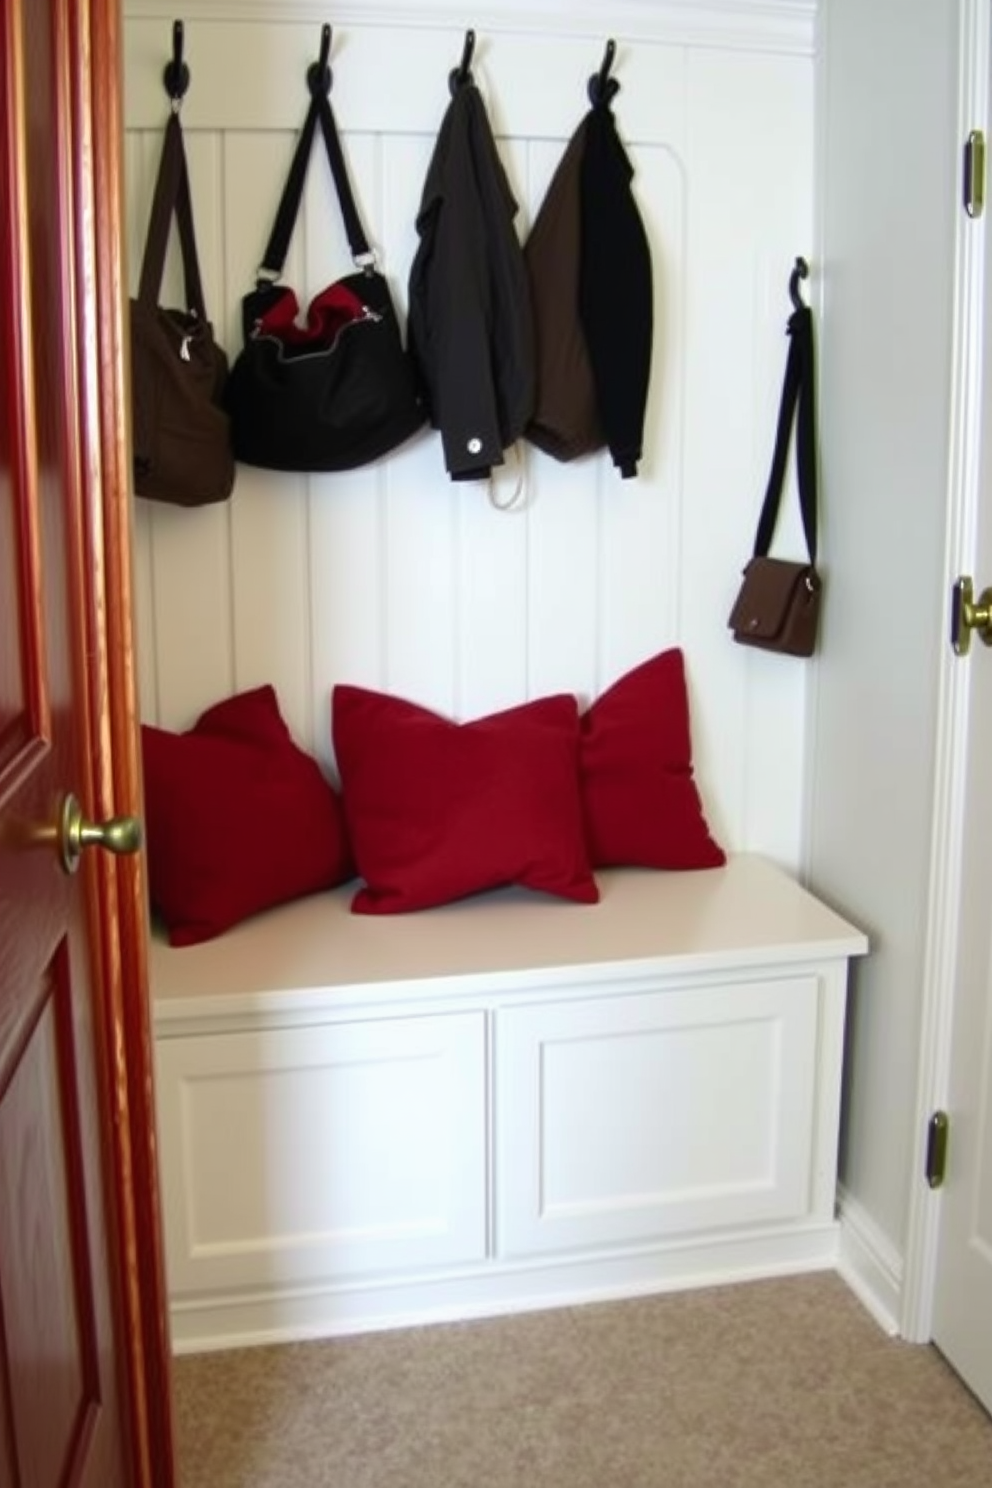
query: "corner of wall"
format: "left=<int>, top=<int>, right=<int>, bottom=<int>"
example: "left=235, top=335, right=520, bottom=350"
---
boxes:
left=836, top=1183, right=903, bottom=1336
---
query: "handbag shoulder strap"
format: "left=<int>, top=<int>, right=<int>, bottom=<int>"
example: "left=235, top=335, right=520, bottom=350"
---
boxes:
left=137, top=112, right=207, bottom=317
left=752, top=304, right=818, bottom=564
left=258, top=89, right=372, bottom=281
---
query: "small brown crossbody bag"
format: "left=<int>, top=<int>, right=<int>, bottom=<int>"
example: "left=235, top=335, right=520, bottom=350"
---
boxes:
left=728, top=292, right=821, bottom=657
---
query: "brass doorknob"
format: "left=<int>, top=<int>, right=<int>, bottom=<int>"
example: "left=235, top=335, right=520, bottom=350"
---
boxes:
left=951, top=575, right=992, bottom=655
left=59, top=792, right=142, bottom=875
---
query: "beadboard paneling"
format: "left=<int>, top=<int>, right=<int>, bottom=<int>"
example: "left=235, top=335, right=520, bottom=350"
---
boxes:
left=124, top=13, right=813, bottom=864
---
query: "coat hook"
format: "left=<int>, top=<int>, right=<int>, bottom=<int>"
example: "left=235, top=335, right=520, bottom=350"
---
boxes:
left=307, top=23, right=333, bottom=97
left=162, top=18, right=190, bottom=104
left=789, top=256, right=810, bottom=311
left=588, top=38, right=619, bottom=107
left=449, top=28, right=476, bottom=96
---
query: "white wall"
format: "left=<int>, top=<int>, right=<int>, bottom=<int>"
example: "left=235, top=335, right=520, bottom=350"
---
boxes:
left=123, top=0, right=815, bottom=869
left=808, top=0, right=959, bottom=1311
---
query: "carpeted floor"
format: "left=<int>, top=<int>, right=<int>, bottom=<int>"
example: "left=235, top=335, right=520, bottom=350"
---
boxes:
left=172, top=1272, right=992, bottom=1487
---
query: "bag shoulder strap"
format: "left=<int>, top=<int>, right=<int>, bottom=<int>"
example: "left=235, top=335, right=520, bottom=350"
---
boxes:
left=137, top=112, right=207, bottom=317
left=258, top=89, right=371, bottom=280
left=752, top=304, right=818, bottom=565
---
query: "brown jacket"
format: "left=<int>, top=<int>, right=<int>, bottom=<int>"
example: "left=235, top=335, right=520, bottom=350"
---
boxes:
left=523, top=117, right=604, bottom=462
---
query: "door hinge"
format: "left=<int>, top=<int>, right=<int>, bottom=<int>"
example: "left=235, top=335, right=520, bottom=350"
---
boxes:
left=926, top=1110, right=949, bottom=1188
left=964, top=129, right=985, bottom=218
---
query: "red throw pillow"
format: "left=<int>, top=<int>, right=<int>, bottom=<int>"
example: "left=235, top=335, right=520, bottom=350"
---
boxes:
left=579, top=649, right=725, bottom=869
left=332, top=686, right=599, bottom=914
left=142, top=685, right=353, bottom=945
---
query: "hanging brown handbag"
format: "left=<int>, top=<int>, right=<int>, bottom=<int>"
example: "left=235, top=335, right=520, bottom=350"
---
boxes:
left=130, top=109, right=234, bottom=508
left=225, top=30, right=426, bottom=473
left=728, top=268, right=822, bottom=657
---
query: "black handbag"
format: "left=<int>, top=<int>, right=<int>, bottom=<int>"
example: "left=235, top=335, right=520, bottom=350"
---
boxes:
left=728, top=288, right=822, bottom=657
left=130, top=111, right=234, bottom=507
left=226, top=74, right=426, bottom=473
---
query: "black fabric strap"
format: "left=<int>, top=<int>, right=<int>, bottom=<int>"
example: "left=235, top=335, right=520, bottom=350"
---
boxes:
left=258, top=90, right=371, bottom=279
left=138, top=112, right=207, bottom=316
left=752, top=305, right=817, bottom=565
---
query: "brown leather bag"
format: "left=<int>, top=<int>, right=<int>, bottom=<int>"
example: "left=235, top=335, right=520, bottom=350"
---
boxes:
left=729, top=279, right=821, bottom=657
left=130, top=112, right=234, bottom=507
left=728, top=557, right=821, bottom=657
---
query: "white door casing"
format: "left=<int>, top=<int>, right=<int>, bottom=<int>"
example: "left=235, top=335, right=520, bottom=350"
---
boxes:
left=929, top=12, right=992, bottom=1410
left=902, top=0, right=992, bottom=1414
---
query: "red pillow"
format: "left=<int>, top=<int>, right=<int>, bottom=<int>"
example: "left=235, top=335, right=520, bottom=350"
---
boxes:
left=332, top=687, right=599, bottom=914
left=579, top=649, right=725, bottom=869
left=142, top=685, right=353, bottom=945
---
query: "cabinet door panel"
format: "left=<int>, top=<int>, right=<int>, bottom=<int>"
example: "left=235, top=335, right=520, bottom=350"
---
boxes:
left=496, top=977, right=819, bottom=1256
left=156, top=1011, right=488, bottom=1293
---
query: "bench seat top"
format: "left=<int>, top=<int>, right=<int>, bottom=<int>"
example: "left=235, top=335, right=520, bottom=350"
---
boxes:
left=149, top=855, right=868, bottom=1019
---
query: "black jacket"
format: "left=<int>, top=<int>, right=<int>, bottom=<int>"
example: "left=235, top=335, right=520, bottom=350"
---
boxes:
left=408, top=82, right=535, bottom=481
left=580, top=101, right=653, bottom=478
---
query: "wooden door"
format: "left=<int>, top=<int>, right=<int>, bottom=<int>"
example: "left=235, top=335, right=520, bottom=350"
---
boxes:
left=0, top=1, right=174, bottom=1485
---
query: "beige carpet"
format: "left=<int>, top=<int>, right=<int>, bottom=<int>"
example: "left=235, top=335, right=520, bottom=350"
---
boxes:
left=172, top=1273, right=992, bottom=1487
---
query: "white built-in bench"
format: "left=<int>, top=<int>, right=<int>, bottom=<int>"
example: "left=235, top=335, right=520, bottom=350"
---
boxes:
left=150, top=855, right=867, bottom=1354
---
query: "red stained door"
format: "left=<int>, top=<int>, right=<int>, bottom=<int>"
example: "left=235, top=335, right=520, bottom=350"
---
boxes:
left=0, top=2, right=173, bottom=1485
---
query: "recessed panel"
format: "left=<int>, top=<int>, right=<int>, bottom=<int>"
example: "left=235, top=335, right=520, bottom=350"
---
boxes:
left=0, top=966, right=98, bottom=1488
left=0, top=446, right=26, bottom=751
left=0, top=104, right=42, bottom=788
left=497, top=976, right=819, bottom=1257
left=156, top=1011, right=488, bottom=1293
left=539, top=1018, right=780, bottom=1214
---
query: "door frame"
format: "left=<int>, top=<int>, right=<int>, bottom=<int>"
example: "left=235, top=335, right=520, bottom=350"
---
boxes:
left=902, top=0, right=990, bottom=1345
left=69, top=0, right=175, bottom=1479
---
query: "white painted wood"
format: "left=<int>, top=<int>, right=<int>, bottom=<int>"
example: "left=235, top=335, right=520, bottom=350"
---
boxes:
left=150, top=860, right=865, bottom=1349
left=122, top=9, right=814, bottom=870
left=836, top=1185, right=903, bottom=1338
left=166, top=1226, right=844, bottom=1357
left=155, top=1010, right=488, bottom=1295
left=898, top=0, right=988, bottom=1350
left=122, top=2, right=816, bottom=69
left=496, top=974, right=819, bottom=1254
left=923, top=0, right=992, bottom=1412
left=150, top=856, right=866, bottom=1018
left=167, top=1227, right=839, bottom=1354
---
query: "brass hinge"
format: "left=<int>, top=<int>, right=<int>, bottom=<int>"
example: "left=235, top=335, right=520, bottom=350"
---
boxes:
left=926, top=1110, right=949, bottom=1188
left=964, top=130, right=985, bottom=218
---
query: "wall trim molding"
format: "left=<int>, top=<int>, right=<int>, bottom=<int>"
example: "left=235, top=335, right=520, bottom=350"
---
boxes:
left=836, top=1185, right=903, bottom=1336
left=123, top=0, right=817, bottom=57
left=167, top=1222, right=840, bottom=1354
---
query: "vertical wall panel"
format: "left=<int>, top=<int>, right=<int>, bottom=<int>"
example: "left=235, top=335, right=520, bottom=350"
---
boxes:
left=223, top=133, right=312, bottom=742
left=304, top=130, right=386, bottom=761
left=122, top=12, right=814, bottom=867
left=128, top=129, right=236, bottom=726
left=125, top=130, right=159, bottom=721
left=452, top=131, right=532, bottom=719
left=679, top=48, right=814, bottom=856
left=526, top=452, right=602, bottom=701
left=597, top=144, right=685, bottom=689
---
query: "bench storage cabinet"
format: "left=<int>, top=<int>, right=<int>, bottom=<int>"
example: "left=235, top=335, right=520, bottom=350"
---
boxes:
left=150, top=856, right=867, bottom=1353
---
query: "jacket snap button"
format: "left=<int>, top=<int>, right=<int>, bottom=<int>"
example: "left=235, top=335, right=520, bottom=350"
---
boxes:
left=467, top=436, right=482, bottom=454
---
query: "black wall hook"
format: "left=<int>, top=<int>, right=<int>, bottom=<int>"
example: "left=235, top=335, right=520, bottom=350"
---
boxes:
left=449, top=29, right=476, bottom=96
left=789, top=256, right=810, bottom=311
left=588, top=38, right=619, bottom=107
left=307, top=23, right=333, bottom=97
left=162, top=18, right=190, bottom=103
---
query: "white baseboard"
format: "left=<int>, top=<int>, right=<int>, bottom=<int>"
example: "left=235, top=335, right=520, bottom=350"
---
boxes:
left=836, top=1184, right=903, bottom=1336
left=169, top=1220, right=841, bottom=1355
